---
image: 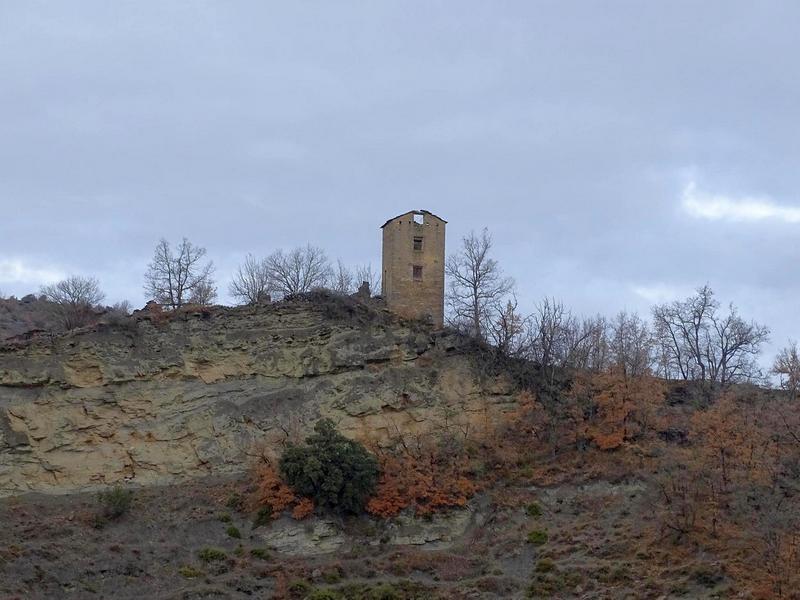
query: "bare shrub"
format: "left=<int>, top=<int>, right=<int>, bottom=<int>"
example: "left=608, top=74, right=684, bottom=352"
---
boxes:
left=40, top=275, right=105, bottom=330
left=773, top=341, right=800, bottom=400
left=609, top=311, right=654, bottom=378
left=652, top=285, right=769, bottom=389
left=446, top=228, right=514, bottom=339
left=330, top=259, right=355, bottom=295
left=229, top=254, right=271, bottom=305
left=264, top=245, right=331, bottom=298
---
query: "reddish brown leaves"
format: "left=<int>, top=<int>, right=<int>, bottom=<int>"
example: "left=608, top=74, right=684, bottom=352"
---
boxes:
left=251, top=464, right=313, bottom=520
left=570, top=371, right=667, bottom=451
left=366, top=453, right=477, bottom=518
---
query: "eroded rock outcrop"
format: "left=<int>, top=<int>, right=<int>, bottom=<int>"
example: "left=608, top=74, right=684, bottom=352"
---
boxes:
left=0, top=295, right=515, bottom=497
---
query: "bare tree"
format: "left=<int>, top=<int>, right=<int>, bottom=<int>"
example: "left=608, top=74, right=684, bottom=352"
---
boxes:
left=40, top=275, right=105, bottom=330
left=229, top=254, right=271, bottom=305
left=520, top=298, right=612, bottom=378
left=565, top=315, right=609, bottom=372
left=652, top=325, right=677, bottom=380
left=110, top=300, right=132, bottom=315
left=528, top=297, right=571, bottom=369
left=706, top=304, right=769, bottom=385
left=330, top=260, right=355, bottom=295
left=486, top=295, right=530, bottom=357
left=445, top=228, right=514, bottom=339
left=609, top=311, right=654, bottom=378
left=773, top=341, right=800, bottom=400
left=652, top=285, right=716, bottom=381
left=652, top=286, right=769, bottom=388
left=99, top=300, right=133, bottom=326
left=144, top=238, right=215, bottom=309
left=189, top=280, right=217, bottom=306
left=265, top=244, right=331, bottom=298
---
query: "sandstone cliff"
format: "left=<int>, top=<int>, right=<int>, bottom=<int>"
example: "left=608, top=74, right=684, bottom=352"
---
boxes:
left=0, top=295, right=514, bottom=497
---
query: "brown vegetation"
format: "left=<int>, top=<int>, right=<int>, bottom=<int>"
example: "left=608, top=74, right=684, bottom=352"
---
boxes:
left=366, top=451, right=477, bottom=518
left=250, top=464, right=311, bottom=522
left=238, top=362, right=800, bottom=598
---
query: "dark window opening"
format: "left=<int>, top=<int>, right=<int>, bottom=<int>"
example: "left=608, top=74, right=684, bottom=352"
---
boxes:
left=413, top=236, right=423, bottom=251
left=413, top=265, right=423, bottom=281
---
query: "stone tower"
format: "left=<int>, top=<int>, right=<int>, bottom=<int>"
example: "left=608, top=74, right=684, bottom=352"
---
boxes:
left=381, top=210, right=446, bottom=327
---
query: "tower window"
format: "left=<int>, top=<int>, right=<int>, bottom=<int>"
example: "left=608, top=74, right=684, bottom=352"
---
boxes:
left=413, top=236, right=423, bottom=251
left=413, top=265, right=423, bottom=281
left=413, top=213, right=424, bottom=224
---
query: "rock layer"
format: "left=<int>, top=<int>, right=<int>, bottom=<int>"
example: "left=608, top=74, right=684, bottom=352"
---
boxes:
left=0, top=296, right=514, bottom=497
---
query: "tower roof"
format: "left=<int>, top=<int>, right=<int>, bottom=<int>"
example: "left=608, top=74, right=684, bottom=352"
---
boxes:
left=380, top=210, right=447, bottom=229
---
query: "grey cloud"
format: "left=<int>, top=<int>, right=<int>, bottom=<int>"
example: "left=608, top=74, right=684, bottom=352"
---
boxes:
left=1, top=0, right=799, bottom=361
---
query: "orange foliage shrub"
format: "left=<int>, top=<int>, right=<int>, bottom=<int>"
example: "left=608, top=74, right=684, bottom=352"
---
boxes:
left=252, top=464, right=296, bottom=513
left=569, top=371, right=666, bottom=450
left=508, top=390, right=548, bottom=438
left=654, top=390, right=800, bottom=598
left=251, top=464, right=314, bottom=520
left=498, top=389, right=558, bottom=457
left=291, top=497, right=314, bottom=520
left=690, top=391, right=777, bottom=491
left=367, top=452, right=477, bottom=518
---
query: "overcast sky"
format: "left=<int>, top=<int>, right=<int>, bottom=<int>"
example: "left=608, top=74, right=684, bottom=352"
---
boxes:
left=1, top=1, right=799, bottom=359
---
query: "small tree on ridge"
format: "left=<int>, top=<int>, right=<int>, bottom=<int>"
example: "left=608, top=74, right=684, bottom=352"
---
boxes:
left=40, top=275, right=105, bottom=330
left=144, top=238, right=215, bottom=309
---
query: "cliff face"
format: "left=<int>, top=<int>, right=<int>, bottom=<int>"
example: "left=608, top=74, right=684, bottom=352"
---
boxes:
left=0, top=296, right=514, bottom=497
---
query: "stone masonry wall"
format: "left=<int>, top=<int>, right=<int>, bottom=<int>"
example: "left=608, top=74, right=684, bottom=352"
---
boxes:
left=381, top=211, right=445, bottom=327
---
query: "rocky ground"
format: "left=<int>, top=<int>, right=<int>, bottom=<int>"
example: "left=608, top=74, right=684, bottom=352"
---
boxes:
left=0, top=295, right=59, bottom=341
left=0, top=471, right=733, bottom=599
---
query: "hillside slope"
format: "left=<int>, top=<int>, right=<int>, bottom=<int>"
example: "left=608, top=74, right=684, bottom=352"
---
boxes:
left=2, top=294, right=798, bottom=599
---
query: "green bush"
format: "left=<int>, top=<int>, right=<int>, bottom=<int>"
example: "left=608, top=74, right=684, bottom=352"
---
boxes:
left=179, top=565, right=204, bottom=578
left=527, top=530, right=548, bottom=546
left=226, top=492, right=245, bottom=511
left=527, top=573, right=567, bottom=598
left=226, top=525, right=242, bottom=539
left=197, top=548, right=227, bottom=563
left=337, top=581, right=427, bottom=599
left=253, top=505, right=272, bottom=528
left=322, top=568, right=343, bottom=584
left=366, top=584, right=402, bottom=599
left=535, top=559, right=555, bottom=573
left=280, top=419, right=379, bottom=514
left=97, top=487, right=133, bottom=521
left=527, top=568, right=581, bottom=598
left=525, top=503, right=542, bottom=517
left=250, top=548, right=270, bottom=560
left=288, top=580, right=312, bottom=598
